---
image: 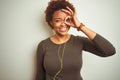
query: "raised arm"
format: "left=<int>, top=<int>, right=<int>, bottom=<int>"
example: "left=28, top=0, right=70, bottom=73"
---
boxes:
left=81, top=34, right=116, bottom=57
left=62, top=6, right=116, bottom=57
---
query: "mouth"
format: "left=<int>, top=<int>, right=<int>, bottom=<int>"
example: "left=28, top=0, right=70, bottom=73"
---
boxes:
left=58, top=27, right=68, bottom=32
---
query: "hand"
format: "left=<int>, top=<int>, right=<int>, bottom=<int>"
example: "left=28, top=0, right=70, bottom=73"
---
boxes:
left=61, top=7, right=81, bottom=29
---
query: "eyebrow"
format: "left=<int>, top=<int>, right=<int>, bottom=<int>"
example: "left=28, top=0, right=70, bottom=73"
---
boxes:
left=53, top=18, right=61, bottom=20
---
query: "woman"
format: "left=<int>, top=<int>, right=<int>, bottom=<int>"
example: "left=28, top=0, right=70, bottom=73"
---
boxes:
left=36, top=0, right=116, bottom=80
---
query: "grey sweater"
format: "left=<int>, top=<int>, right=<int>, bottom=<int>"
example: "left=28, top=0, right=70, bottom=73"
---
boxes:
left=36, top=34, right=116, bottom=80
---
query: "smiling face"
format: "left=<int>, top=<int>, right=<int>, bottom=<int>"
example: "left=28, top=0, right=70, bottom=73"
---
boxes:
left=51, top=10, right=71, bottom=36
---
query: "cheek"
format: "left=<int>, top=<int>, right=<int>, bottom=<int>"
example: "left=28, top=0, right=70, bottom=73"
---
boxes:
left=52, top=23, right=61, bottom=28
left=53, top=26, right=59, bottom=31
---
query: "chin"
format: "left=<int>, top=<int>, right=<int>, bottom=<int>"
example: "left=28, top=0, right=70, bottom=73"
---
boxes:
left=58, top=31, right=69, bottom=36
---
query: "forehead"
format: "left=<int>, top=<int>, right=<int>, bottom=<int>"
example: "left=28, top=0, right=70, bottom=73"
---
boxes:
left=52, top=10, right=68, bottom=19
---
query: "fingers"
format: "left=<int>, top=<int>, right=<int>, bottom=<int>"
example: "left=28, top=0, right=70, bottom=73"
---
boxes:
left=61, top=6, right=74, bottom=15
left=61, top=6, right=77, bottom=17
left=61, top=6, right=78, bottom=27
left=66, top=6, right=74, bottom=15
left=61, top=9, right=72, bottom=16
left=65, top=16, right=72, bottom=23
left=64, top=16, right=74, bottom=26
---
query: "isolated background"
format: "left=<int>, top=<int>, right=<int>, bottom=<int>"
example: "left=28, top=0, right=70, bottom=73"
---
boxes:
left=0, top=0, right=120, bottom=80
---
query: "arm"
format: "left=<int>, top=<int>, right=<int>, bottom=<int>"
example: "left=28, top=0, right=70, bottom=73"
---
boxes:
left=36, top=42, right=45, bottom=80
left=74, top=16, right=116, bottom=57
left=81, top=34, right=116, bottom=57
left=62, top=7, right=116, bottom=57
left=61, top=7, right=96, bottom=40
left=80, top=26, right=96, bottom=40
left=77, top=22, right=116, bottom=57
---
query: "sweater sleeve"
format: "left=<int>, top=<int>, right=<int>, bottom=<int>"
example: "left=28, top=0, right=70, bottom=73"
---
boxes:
left=36, top=41, right=45, bottom=80
left=82, top=34, right=116, bottom=57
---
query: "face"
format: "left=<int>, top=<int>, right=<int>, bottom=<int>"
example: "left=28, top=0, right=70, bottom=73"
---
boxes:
left=51, top=10, right=71, bottom=36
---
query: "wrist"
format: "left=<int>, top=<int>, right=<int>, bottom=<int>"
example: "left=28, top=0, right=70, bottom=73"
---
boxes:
left=77, top=23, right=85, bottom=31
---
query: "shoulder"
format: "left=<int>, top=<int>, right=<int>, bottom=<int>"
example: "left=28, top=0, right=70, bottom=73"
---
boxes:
left=37, top=37, right=50, bottom=53
left=71, top=34, right=87, bottom=41
left=38, top=37, right=50, bottom=47
left=70, top=35, right=86, bottom=44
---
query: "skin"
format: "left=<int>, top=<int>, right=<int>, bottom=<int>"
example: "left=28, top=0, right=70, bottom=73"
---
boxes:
left=50, top=7, right=96, bottom=44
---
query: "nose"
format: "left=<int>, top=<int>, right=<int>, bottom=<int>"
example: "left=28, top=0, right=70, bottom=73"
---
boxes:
left=61, top=20, right=66, bottom=26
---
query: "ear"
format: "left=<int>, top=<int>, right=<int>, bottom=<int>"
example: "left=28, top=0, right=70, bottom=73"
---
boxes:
left=50, top=21, right=53, bottom=26
left=50, top=21, right=54, bottom=29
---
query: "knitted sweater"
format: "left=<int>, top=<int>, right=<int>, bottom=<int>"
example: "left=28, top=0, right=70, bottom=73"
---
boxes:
left=36, top=34, right=116, bottom=80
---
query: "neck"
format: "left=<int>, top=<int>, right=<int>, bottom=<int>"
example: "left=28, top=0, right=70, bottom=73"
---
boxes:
left=56, top=34, right=69, bottom=41
left=51, top=34, right=71, bottom=44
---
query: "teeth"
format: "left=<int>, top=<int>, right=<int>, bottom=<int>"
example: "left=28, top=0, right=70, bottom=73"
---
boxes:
left=59, top=27, right=67, bottom=31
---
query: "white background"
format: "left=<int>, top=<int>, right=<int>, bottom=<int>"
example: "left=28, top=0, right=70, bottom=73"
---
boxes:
left=0, top=0, right=120, bottom=80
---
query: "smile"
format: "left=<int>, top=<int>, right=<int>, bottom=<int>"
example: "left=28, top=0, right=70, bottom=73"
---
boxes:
left=59, top=27, right=68, bottom=32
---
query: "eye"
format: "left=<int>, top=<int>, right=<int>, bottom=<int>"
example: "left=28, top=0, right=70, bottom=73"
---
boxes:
left=54, top=19, right=61, bottom=23
left=66, top=18, right=72, bottom=22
